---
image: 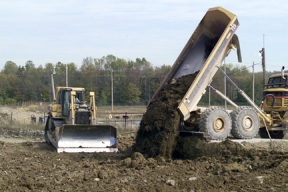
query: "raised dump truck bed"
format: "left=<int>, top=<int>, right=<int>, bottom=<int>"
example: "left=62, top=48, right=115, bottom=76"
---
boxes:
left=150, top=7, right=242, bottom=121
left=141, top=6, right=288, bottom=144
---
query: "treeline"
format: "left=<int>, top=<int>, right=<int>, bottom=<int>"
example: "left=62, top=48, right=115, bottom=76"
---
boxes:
left=0, top=55, right=170, bottom=105
left=0, top=54, right=278, bottom=106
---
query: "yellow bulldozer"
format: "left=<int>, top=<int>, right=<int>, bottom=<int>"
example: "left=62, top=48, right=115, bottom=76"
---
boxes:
left=45, top=72, right=117, bottom=153
left=258, top=71, right=288, bottom=139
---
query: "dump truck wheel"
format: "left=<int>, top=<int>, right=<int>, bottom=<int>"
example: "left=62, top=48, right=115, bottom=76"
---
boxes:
left=231, top=106, right=259, bottom=139
left=259, top=128, right=285, bottom=139
left=179, top=121, right=199, bottom=131
left=258, top=128, right=269, bottom=138
left=199, top=106, right=231, bottom=140
left=269, top=131, right=285, bottom=139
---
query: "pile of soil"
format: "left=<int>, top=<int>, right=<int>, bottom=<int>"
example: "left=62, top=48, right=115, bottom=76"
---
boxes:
left=174, top=137, right=254, bottom=159
left=133, top=37, right=220, bottom=159
left=133, top=73, right=198, bottom=159
left=1, top=133, right=288, bottom=191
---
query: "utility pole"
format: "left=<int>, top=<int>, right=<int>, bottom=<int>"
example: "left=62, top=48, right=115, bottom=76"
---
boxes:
left=66, top=64, right=68, bottom=87
left=51, top=67, right=56, bottom=102
left=111, top=70, right=114, bottom=112
left=260, top=34, right=266, bottom=89
left=260, top=48, right=266, bottom=89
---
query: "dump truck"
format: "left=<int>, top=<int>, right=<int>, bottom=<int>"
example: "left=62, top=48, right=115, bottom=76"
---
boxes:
left=149, top=6, right=288, bottom=140
left=45, top=72, right=117, bottom=153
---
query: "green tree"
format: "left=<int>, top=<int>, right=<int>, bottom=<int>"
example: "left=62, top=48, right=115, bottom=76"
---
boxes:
left=80, top=57, right=98, bottom=93
left=94, top=56, right=105, bottom=70
left=97, top=88, right=109, bottom=105
left=104, top=54, right=117, bottom=70
left=25, top=60, right=35, bottom=72
left=120, top=83, right=141, bottom=104
left=2, top=61, right=18, bottom=75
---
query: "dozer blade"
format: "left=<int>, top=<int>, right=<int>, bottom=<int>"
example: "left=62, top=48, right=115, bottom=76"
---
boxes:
left=48, top=124, right=117, bottom=153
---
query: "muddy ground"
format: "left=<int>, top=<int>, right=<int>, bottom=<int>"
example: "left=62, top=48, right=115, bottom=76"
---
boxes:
left=1, top=66, right=288, bottom=191
left=0, top=128, right=288, bottom=192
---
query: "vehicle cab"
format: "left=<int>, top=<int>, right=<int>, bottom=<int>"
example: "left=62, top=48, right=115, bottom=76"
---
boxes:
left=263, top=73, right=288, bottom=113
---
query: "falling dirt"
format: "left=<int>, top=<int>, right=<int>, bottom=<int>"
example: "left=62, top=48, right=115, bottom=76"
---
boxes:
left=133, top=37, right=221, bottom=159
left=133, top=73, right=198, bottom=159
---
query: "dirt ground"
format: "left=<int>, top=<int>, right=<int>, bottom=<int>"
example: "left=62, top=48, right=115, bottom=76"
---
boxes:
left=1, top=98, right=288, bottom=191
left=0, top=128, right=288, bottom=192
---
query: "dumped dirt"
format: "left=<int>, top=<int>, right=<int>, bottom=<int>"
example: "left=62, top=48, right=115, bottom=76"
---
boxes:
left=133, top=73, right=198, bottom=159
left=1, top=130, right=288, bottom=191
left=133, top=37, right=220, bottom=159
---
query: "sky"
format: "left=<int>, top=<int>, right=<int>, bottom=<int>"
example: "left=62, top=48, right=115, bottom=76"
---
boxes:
left=1, top=0, right=288, bottom=72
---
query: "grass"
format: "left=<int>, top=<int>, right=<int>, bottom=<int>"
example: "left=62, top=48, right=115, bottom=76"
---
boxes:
left=0, top=104, right=145, bottom=131
left=0, top=121, right=45, bottom=131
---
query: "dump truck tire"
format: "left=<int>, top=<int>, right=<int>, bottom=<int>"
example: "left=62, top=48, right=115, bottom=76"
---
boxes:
left=179, top=121, right=199, bottom=131
left=259, top=128, right=285, bottom=139
left=199, top=106, right=231, bottom=140
left=231, top=106, right=259, bottom=139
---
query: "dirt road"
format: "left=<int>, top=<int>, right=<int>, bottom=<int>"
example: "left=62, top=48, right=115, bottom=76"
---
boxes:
left=0, top=128, right=288, bottom=192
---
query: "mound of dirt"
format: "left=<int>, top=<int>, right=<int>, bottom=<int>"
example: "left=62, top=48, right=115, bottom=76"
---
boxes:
left=133, top=73, right=198, bottom=159
left=133, top=37, right=221, bottom=159
left=173, top=137, right=256, bottom=159
left=1, top=134, right=288, bottom=191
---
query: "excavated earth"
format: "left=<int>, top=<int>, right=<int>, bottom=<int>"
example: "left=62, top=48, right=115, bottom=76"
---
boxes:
left=1, top=57, right=288, bottom=191
left=133, top=37, right=220, bottom=159
left=1, top=77, right=288, bottom=191
left=1, top=129, right=288, bottom=191
left=133, top=73, right=198, bottom=159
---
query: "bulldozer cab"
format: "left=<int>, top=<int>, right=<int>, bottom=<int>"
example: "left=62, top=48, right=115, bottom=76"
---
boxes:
left=57, top=88, right=86, bottom=117
left=265, top=75, right=288, bottom=88
left=263, top=73, right=288, bottom=112
left=60, top=90, right=70, bottom=117
left=75, top=91, right=85, bottom=104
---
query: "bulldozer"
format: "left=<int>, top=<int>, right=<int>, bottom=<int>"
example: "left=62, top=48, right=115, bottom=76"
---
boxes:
left=149, top=6, right=288, bottom=141
left=259, top=71, right=288, bottom=139
left=45, top=73, right=117, bottom=153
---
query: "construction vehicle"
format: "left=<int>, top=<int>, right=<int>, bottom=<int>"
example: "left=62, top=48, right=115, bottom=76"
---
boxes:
left=45, top=71, right=117, bottom=153
left=149, top=6, right=288, bottom=140
left=259, top=71, right=288, bottom=139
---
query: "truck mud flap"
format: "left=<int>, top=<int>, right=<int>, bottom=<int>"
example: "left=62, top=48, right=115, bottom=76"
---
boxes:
left=54, top=124, right=117, bottom=153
